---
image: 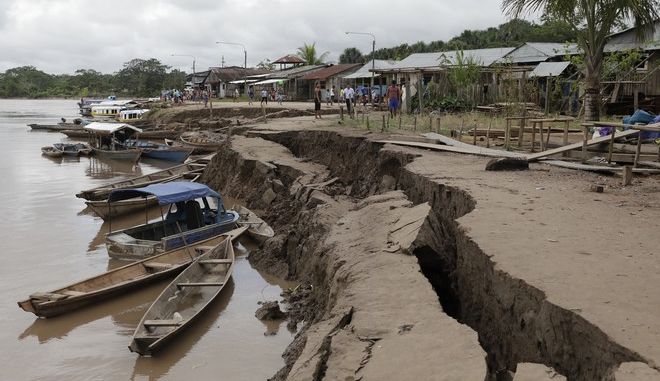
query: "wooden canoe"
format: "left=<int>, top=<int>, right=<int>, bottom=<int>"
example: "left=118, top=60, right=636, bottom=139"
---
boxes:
left=92, top=147, right=142, bottom=163
left=76, top=160, right=207, bottom=201
left=236, top=205, right=275, bottom=244
left=17, top=227, right=246, bottom=318
left=86, top=196, right=159, bottom=220
left=166, top=132, right=225, bottom=154
left=128, top=229, right=243, bottom=356
left=41, top=146, right=64, bottom=158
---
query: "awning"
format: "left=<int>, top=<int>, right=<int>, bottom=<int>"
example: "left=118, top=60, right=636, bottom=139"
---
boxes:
left=108, top=182, right=220, bottom=205
left=229, top=79, right=259, bottom=84
left=343, top=72, right=382, bottom=79
left=529, top=61, right=571, bottom=78
left=253, top=78, right=288, bottom=85
left=83, top=122, right=143, bottom=135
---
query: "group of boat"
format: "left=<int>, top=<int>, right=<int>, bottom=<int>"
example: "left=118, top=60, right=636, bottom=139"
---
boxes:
left=18, top=171, right=275, bottom=356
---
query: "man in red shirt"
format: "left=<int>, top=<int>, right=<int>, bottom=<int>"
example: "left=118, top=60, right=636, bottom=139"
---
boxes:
left=387, top=80, right=400, bottom=118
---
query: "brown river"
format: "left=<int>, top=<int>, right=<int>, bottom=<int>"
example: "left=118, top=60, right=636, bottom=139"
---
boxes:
left=0, top=99, right=295, bottom=380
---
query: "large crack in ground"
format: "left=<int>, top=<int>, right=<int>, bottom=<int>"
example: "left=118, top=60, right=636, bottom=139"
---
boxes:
left=201, top=127, right=655, bottom=380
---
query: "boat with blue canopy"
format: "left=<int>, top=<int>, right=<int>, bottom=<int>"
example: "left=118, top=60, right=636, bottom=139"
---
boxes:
left=105, top=182, right=239, bottom=261
left=123, top=139, right=193, bottom=163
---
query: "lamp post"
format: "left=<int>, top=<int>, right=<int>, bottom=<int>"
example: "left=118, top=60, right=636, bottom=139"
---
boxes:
left=215, top=41, right=247, bottom=68
left=172, top=54, right=196, bottom=88
left=345, top=31, right=376, bottom=93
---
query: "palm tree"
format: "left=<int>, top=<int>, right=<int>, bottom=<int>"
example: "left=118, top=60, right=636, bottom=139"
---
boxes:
left=502, top=0, right=658, bottom=121
left=297, top=42, right=329, bottom=65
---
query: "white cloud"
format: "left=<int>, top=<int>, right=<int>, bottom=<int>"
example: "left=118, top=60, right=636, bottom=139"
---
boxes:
left=0, top=0, right=512, bottom=74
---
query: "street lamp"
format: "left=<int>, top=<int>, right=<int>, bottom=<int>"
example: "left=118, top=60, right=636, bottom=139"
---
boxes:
left=345, top=31, right=376, bottom=92
left=171, top=54, right=196, bottom=85
left=215, top=41, right=247, bottom=68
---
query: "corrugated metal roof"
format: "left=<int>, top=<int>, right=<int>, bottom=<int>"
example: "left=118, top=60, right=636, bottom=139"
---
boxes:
left=526, top=43, right=580, bottom=57
left=503, top=43, right=580, bottom=63
left=301, top=64, right=361, bottom=80
left=343, top=60, right=397, bottom=79
left=263, top=65, right=326, bottom=79
left=529, top=61, right=571, bottom=77
left=273, top=54, right=307, bottom=64
left=380, top=47, right=515, bottom=72
left=83, top=122, right=142, bottom=134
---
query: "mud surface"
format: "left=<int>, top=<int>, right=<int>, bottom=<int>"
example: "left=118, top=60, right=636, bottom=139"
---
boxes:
left=200, top=113, right=660, bottom=380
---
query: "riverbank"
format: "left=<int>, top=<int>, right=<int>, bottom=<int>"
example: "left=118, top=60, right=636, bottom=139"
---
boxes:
left=197, top=113, right=660, bottom=379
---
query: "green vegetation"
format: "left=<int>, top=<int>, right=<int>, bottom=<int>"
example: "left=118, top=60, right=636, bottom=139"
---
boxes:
left=502, top=0, right=659, bottom=121
left=0, top=58, right=185, bottom=99
left=339, top=48, right=365, bottom=64
left=366, top=19, right=579, bottom=60
left=297, top=42, right=329, bottom=65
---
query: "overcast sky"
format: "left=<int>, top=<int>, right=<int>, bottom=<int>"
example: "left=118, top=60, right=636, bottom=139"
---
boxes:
left=0, top=0, right=518, bottom=74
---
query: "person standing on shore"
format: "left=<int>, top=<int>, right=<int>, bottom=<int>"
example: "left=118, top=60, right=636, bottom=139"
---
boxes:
left=314, top=83, right=322, bottom=119
left=260, top=88, right=268, bottom=106
left=233, top=88, right=239, bottom=102
left=248, top=86, right=254, bottom=105
left=387, top=80, right=400, bottom=118
left=327, top=85, right=335, bottom=106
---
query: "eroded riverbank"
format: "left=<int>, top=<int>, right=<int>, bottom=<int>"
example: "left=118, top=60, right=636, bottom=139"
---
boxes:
left=198, top=115, right=660, bottom=380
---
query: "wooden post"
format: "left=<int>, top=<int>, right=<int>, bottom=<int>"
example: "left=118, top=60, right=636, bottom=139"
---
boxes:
left=634, top=133, right=643, bottom=168
left=486, top=116, right=493, bottom=148
left=366, top=116, right=370, bottom=130
left=436, top=116, right=441, bottom=134
left=518, top=71, right=527, bottom=148
left=539, top=122, right=545, bottom=151
left=262, top=104, right=266, bottom=124
left=633, top=90, right=639, bottom=111
left=340, top=105, right=344, bottom=120
left=607, top=128, right=616, bottom=163
left=544, top=77, right=551, bottom=115
left=429, top=115, right=433, bottom=132
left=504, top=119, right=511, bottom=150
left=473, top=120, right=478, bottom=146
left=582, top=124, right=589, bottom=163
left=398, top=115, right=402, bottom=130
left=382, top=114, right=386, bottom=132
left=622, top=166, right=633, bottom=186
left=545, top=122, right=552, bottom=149
left=530, top=121, right=536, bottom=152
left=563, top=120, right=569, bottom=146
left=413, top=116, right=417, bottom=131
left=459, top=119, right=464, bottom=142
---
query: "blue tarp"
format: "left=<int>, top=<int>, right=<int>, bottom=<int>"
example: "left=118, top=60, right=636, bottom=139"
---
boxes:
left=108, top=182, right=221, bottom=205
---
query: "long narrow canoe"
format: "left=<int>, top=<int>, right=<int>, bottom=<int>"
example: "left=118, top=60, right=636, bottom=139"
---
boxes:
left=76, top=160, right=208, bottom=201
left=128, top=231, right=240, bottom=356
left=17, top=227, right=246, bottom=318
left=236, top=205, right=275, bottom=244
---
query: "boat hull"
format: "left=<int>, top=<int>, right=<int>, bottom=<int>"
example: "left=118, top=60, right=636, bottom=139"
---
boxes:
left=86, top=196, right=159, bottom=220
left=41, top=146, right=63, bottom=157
left=141, top=148, right=193, bottom=163
left=128, top=230, right=242, bottom=356
left=106, top=212, right=240, bottom=261
left=17, top=233, right=238, bottom=318
left=92, top=148, right=142, bottom=162
left=236, top=206, right=275, bottom=244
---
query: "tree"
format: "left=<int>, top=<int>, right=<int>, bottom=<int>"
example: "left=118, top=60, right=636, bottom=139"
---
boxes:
left=339, top=47, right=364, bottom=64
left=256, top=59, right=275, bottom=70
left=502, top=0, right=659, bottom=121
left=297, top=42, right=329, bottom=65
left=116, top=58, right=170, bottom=97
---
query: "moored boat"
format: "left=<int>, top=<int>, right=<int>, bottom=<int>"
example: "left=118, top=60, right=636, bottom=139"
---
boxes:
left=105, top=182, right=239, bottom=261
left=165, top=131, right=226, bottom=154
left=124, top=139, right=193, bottom=163
left=84, top=122, right=143, bottom=163
left=76, top=160, right=208, bottom=201
left=41, top=146, right=63, bottom=158
left=53, top=143, right=93, bottom=156
left=17, top=229, right=245, bottom=318
left=236, top=205, right=275, bottom=243
left=86, top=195, right=159, bottom=220
left=29, top=123, right=60, bottom=131
left=128, top=234, right=238, bottom=356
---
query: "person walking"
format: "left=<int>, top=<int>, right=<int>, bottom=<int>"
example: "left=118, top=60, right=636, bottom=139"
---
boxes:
left=387, top=80, right=400, bottom=118
left=260, top=88, right=268, bottom=106
left=277, top=87, right=284, bottom=105
left=314, top=83, right=322, bottom=119
left=344, top=84, right=355, bottom=118
left=233, top=88, right=239, bottom=102
left=248, top=86, right=254, bottom=105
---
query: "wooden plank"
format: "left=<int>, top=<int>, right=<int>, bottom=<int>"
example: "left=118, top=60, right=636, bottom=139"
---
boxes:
left=176, top=282, right=224, bottom=288
left=527, top=129, right=639, bottom=162
left=542, top=160, right=660, bottom=174
left=144, top=319, right=184, bottom=327
left=377, top=139, right=526, bottom=159
left=198, top=259, right=233, bottom=265
left=638, top=161, right=660, bottom=169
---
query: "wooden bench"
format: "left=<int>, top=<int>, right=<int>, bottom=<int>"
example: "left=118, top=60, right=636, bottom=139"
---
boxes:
left=143, top=319, right=184, bottom=327
left=198, top=259, right=233, bottom=265
left=176, top=282, right=224, bottom=289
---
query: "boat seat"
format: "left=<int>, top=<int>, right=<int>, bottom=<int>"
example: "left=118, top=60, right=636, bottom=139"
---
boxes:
left=176, top=282, right=224, bottom=289
left=61, top=290, right=86, bottom=296
left=185, top=201, right=204, bottom=230
left=198, top=259, right=232, bottom=265
left=143, top=262, right=174, bottom=271
left=194, top=245, right=215, bottom=253
left=143, top=319, right=184, bottom=327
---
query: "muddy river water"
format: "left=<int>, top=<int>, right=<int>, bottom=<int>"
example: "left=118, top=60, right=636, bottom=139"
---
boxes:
left=0, top=99, right=294, bottom=380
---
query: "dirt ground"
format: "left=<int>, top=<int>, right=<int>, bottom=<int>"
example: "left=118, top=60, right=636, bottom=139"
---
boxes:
left=196, top=108, right=660, bottom=380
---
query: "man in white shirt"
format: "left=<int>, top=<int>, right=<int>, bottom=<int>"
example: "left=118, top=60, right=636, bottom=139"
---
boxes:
left=344, top=85, right=355, bottom=117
